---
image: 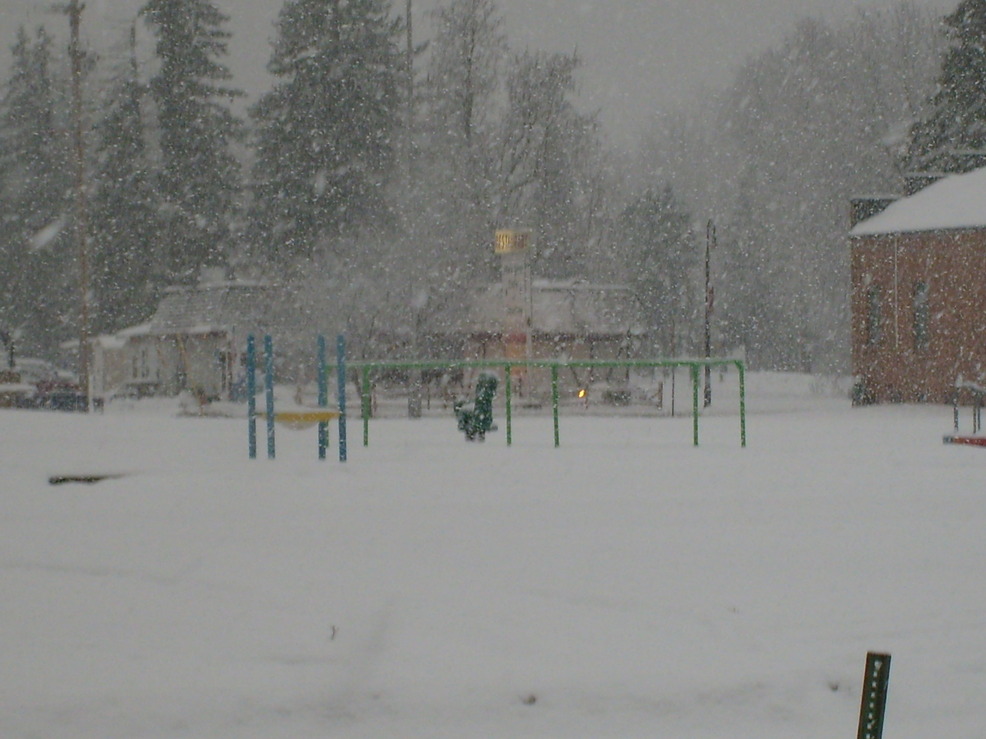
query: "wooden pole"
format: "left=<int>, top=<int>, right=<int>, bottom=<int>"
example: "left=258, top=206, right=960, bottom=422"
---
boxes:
left=704, top=220, right=715, bottom=408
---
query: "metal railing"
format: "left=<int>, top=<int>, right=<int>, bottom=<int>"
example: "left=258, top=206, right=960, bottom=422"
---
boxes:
left=349, top=358, right=746, bottom=448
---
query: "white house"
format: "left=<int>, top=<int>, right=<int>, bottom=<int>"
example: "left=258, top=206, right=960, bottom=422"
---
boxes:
left=93, top=273, right=273, bottom=401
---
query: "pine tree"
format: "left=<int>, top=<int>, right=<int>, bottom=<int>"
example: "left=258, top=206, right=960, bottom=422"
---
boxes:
left=906, top=0, right=986, bottom=174
left=0, top=27, right=75, bottom=356
left=142, top=0, right=243, bottom=284
left=248, top=0, right=404, bottom=262
left=616, top=185, right=696, bottom=354
left=496, top=50, right=600, bottom=279
left=717, top=171, right=794, bottom=370
left=89, top=26, right=166, bottom=333
left=425, top=0, right=505, bottom=151
left=401, top=0, right=508, bottom=320
left=706, top=10, right=941, bottom=370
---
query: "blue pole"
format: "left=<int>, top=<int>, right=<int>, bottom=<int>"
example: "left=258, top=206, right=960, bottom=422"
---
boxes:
left=247, top=335, right=256, bottom=459
left=317, top=335, right=328, bottom=460
left=337, top=334, right=347, bottom=462
left=264, top=335, right=275, bottom=459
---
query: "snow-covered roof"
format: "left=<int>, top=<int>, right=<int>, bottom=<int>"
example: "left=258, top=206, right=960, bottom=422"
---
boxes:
left=464, top=280, right=642, bottom=335
left=114, top=323, right=154, bottom=340
left=147, top=283, right=272, bottom=337
left=851, top=167, right=986, bottom=236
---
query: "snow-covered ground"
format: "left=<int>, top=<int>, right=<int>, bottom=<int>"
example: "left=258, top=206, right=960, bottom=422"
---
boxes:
left=2, top=372, right=984, bottom=738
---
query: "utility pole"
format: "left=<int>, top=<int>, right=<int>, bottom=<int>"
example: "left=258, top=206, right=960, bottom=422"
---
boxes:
left=406, top=0, right=413, bottom=123
left=54, top=0, right=91, bottom=410
left=405, top=0, right=414, bottom=179
left=704, top=219, right=715, bottom=408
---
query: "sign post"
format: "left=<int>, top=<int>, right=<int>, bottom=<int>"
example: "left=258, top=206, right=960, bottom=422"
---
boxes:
left=495, top=229, right=533, bottom=392
left=857, top=652, right=892, bottom=739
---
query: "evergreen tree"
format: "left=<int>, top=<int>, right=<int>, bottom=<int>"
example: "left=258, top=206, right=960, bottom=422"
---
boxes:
left=699, top=8, right=941, bottom=370
left=906, top=0, right=986, bottom=174
left=717, top=172, right=795, bottom=370
left=142, top=0, right=243, bottom=284
left=616, top=185, right=696, bottom=354
left=425, top=0, right=505, bottom=151
left=399, top=0, right=508, bottom=329
left=496, top=50, right=601, bottom=279
left=89, top=27, right=166, bottom=333
left=0, top=27, right=75, bottom=356
left=249, top=0, right=404, bottom=262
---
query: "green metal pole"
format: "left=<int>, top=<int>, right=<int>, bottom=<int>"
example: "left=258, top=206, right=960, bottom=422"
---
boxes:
left=505, top=366, right=513, bottom=446
left=857, top=652, right=891, bottom=739
left=552, top=364, right=560, bottom=448
left=361, top=366, right=371, bottom=447
left=691, top=362, right=700, bottom=447
left=246, top=335, right=256, bottom=459
left=336, top=334, right=347, bottom=463
left=737, top=360, right=747, bottom=448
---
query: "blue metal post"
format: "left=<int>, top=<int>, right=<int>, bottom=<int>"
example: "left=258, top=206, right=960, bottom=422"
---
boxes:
left=336, top=335, right=347, bottom=462
left=264, top=335, right=275, bottom=459
left=317, top=335, right=328, bottom=460
left=247, top=335, right=256, bottom=459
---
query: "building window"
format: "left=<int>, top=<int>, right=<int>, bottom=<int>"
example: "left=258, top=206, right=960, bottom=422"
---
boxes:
left=866, top=286, right=882, bottom=346
left=913, top=281, right=929, bottom=352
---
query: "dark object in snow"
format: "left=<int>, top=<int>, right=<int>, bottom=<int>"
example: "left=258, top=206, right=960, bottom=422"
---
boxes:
left=49, top=473, right=124, bottom=485
left=454, top=373, right=498, bottom=441
left=35, top=379, right=92, bottom=412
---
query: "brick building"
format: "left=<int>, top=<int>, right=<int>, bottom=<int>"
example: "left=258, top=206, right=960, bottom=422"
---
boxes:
left=850, top=167, right=986, bottom=403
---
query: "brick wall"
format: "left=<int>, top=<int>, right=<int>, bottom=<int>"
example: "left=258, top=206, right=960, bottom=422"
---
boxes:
left=851, top=229, right=986, bottom=403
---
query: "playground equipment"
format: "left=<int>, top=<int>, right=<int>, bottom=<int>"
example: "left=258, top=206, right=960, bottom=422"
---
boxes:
left=243, top=345, right=745, bottom=452
left=943, top=382, right=986, bottom=447
left=246, top=335, right=347, bottom=461
left=257, top=409, right=341, bottom=430
left=454, top=372, right=498, bottom=441
left=0, top=329, right=25, bottom=407
left=352, top=358, right=746, bottom=449
left=0, top=330, right=14, bottom=374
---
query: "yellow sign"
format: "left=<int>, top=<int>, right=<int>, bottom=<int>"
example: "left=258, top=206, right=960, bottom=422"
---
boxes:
left=494, top=229, right=530, bottom=254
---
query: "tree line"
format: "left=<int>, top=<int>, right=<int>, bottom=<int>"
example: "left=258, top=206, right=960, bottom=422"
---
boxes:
left=0, top=0, right=969, bottom=372
left=639, top=3, right=948, bottom=372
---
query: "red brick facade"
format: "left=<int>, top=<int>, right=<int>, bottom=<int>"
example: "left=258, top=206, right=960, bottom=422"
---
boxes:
left=850, top=229, right=986, bottom=403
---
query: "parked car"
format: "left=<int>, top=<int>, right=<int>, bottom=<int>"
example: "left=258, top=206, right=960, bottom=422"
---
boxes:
left=35, top=377, right=89, bottom=411
left=12, top=358, right=88, bottom=411
left=13, top=358, right=59, bottom=386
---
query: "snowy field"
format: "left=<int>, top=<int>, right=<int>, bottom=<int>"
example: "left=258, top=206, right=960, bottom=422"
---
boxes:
left=2, top=372, right=985, bottom=738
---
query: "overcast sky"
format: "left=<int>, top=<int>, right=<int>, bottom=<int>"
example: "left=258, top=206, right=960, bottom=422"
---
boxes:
left=0, top=0, right=957, bottom=147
